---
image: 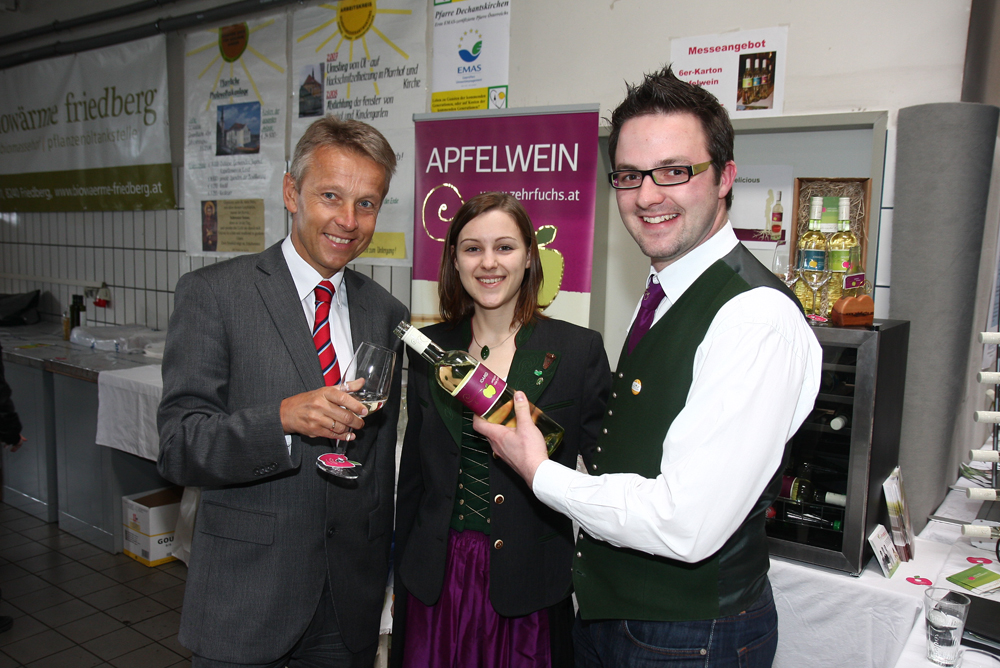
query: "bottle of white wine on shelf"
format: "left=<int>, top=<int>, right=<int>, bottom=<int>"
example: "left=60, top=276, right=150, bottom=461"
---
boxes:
left=394, top=321, right=565, bottom=454
left=795, top=199, right=828, bottom=313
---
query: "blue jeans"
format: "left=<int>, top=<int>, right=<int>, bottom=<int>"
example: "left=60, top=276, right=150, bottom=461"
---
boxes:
left=573, top=580, right=778, bottom=667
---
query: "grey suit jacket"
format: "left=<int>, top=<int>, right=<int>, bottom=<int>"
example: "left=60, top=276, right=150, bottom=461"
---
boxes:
left=157, top=242, right=407, bottom=663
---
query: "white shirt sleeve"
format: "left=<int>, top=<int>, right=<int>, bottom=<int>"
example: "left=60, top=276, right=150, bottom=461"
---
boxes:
left=532, top=287, right=822, bottom=562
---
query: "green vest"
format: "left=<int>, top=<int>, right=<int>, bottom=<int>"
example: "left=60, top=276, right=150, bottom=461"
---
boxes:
left=573, top=259, right=781, bottom=621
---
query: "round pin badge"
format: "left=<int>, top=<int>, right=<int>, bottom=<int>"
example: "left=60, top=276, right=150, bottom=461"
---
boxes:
left=631, top=379, right=642, bottom=395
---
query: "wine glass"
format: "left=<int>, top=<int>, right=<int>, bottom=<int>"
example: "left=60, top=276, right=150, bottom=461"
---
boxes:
left=316, top=342, right=396, bottom=480
left=771, top=242, right=798, bottom=289
left=802, top=270, right=832, bottom=317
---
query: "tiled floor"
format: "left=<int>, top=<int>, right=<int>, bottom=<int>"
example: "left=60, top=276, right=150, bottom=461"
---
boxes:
left=0, top=503, right=190, bottom=668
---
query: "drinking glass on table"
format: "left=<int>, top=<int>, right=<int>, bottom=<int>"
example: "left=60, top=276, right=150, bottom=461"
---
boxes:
left=924, top=587, right=971, bottom=666
left=316, top=342, right=396, bottom=480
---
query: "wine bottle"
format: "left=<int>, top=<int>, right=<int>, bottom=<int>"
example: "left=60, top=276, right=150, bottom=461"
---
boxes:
left=780, top=473, right=847, bottom=507
left=394, top=321, right=565, bottom=453
left=740, top=60, right=753, bottom=104
left=770, top=190, right=784, bottom=239
left=795, top=199, right=828, bottom=312
left=827, top=198, right=855, bottom=311
left=752, top=58, right=762, bottom=102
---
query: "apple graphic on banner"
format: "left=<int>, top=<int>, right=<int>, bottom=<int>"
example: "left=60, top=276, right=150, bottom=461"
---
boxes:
left=536, top=225, right=564, bottom=308
left=906, top=576, right=933, bottom=586
left=967, top=557, right=993, bottom=564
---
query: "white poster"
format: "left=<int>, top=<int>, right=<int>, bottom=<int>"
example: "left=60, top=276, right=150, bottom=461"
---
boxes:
left=0, top=35, right=173, bottom=211
left=292, top=0, right=427, bottom=266
left=431, top=0, right=510, bottom=113
left=730, top=164, right=794, bottom=268
left=670, top=27, right=788, bottom=119
left=184, top=15, right=288, bottom=256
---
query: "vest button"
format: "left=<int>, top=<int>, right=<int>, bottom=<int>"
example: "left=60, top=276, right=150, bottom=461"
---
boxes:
left=459, top=514, right=464, bottom=520
left=494, top=494, right=504, bottom=504
left=596, top=446, right=602, bottom=453
left=608, top=410, right=613, bottom=416
left=618, top=372, right=623, bottom=378
left=602, top=428, right=608, bottom=434
left=487, top=517, right=491, bottom=524
left=612, top=392, right=617, bottom=399
left=576, top=551, right=582, bottom=557
left=494, top=539, right=504, bottom=549
left=459, top=499, right=465, bottom=505
left=591, top=464, right=598, bottom=471
left=458, top=483, right=464, bottom=489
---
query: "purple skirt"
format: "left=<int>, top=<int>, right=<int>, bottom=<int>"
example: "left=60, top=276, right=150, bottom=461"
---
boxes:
left=402, top=529, right=551, bottom=668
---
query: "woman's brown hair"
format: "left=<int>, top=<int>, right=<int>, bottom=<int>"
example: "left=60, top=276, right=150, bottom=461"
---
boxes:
left=438, top=192, right=545, bottom=326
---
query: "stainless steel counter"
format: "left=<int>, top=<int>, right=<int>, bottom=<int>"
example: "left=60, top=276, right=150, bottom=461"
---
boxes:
left=1, top=322, right=169, bottom=553
left=1, top=323, right=151, bottom=381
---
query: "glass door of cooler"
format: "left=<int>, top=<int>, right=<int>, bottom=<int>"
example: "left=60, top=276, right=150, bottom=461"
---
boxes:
left=765, top=320, right=905, bottom=575
left=767, top=343, right=857, bottom=554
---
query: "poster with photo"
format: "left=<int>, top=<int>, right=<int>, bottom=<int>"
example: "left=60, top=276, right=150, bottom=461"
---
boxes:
left=431, top=0, right=510, bottom=113
left=292, top=0, right=427, bottom=266
left=730, top=164, right=794, bottom=267
left=670, top=27, right=788, bottom=119
left=184, top=15, right=287, bottom=256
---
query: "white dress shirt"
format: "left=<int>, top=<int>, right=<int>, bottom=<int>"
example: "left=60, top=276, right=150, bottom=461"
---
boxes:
left=532, top=222, right=822, bottom=563
left=281, top=236, right=355, bottom=450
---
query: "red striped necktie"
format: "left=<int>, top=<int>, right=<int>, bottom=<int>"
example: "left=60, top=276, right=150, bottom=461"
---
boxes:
left=313, top=280, right=342, bottom=387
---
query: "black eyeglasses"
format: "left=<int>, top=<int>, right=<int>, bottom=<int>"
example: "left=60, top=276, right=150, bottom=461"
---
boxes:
left=608, top=161, right=712, bottom=190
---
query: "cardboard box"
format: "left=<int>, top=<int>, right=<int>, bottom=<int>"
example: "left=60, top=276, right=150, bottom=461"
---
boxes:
left=122, top=486, right=183, bottom=567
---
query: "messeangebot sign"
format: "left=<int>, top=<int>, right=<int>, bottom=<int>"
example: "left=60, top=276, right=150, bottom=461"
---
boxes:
left=0, top=35, right=174, bottom=211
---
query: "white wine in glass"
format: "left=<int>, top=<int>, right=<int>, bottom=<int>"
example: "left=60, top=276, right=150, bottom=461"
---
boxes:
left=316, top=342, right=396, bottom=480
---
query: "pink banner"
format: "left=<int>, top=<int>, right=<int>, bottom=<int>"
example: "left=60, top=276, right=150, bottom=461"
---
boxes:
left=413, top=107, right=599, bottom=324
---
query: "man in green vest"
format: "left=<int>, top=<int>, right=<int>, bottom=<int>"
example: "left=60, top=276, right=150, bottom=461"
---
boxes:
left=475, top=65, right=822, bottom=667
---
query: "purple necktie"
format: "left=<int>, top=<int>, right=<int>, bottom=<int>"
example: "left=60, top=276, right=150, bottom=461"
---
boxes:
left=628, top=280, right=666, bottom=354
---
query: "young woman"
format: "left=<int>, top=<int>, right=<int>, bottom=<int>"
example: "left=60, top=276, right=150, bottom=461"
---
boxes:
left=392, top=192, right=611, bottom=668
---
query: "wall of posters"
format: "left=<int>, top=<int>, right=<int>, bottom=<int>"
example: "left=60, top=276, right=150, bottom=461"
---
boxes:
left=183, top=15, right=287, bottom=256
left=292, top=0, right=427, bottom=266
left=431, top=0, right=510, bottom=113
left=413, top=106, right=598, bottom=328
left=670, top=27, right=788, bottom=119
left=0, top=35, right=173, bottom=212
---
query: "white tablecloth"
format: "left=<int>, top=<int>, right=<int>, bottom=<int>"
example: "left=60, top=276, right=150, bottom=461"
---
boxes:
left=96, top=364, right=163, bottom=461
left=771, top=537, right=952, bottom=668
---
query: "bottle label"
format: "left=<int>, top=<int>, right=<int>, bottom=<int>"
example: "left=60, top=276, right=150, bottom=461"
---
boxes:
left=844, top=273, right=865, bottom=289
left=743, top=77, right=752, bottom=88
left=829, top=249, right=851, bottom=272
left=452, top=362, right=506, bottom=415
left=771, top=212, right=783, bottom=222
left=800, top=249, right=826, bottom=271
left=780, top=475, right=798, bottom=499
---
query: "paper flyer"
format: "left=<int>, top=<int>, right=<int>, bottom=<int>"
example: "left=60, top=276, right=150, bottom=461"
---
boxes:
left=868, top=524, right=901, bottom=578
left=183, top=16, right=287, bottom=256
left=670, top=27, right=788, bottom=119
left=431, top=0, right=510, bottom=113
left=292, top=0, right=428, bottom=266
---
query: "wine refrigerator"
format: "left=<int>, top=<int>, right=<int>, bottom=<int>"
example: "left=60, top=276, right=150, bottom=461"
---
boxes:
left=766, top=319, right=910, bottom=574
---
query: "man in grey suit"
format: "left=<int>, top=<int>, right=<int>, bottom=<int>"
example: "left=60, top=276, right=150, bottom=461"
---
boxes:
left=158, top=116, right=408, bottom=668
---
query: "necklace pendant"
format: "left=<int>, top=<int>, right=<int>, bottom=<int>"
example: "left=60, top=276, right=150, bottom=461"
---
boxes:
left=481, top=345, right=490, bottom=360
